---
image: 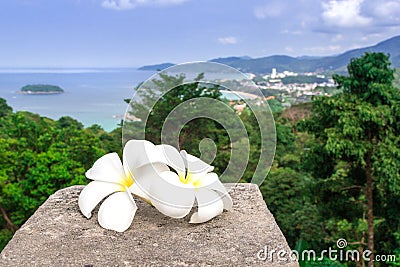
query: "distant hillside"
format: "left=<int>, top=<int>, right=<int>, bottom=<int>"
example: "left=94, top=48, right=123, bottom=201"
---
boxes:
left=211, top=35, right=400, bottom=74
left=138, top=63, right=175, bottom=71
left=209, top=56, right=252, bottom=65
left=139, top=35, right=400, bottom=74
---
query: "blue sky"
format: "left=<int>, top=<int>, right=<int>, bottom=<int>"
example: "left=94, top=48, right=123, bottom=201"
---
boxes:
left=0, top=0, right=399, bottom=68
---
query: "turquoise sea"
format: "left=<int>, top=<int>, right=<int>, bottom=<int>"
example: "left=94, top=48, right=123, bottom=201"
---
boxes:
left=0, top=68, right=255, bottom=132
left=0, top=69, right=155, bottom=131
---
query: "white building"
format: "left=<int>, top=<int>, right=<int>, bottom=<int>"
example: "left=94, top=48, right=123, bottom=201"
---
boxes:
left=271, top=68, right=277, bottom=79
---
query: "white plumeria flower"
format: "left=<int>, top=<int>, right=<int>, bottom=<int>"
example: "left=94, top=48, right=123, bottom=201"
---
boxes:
left=78, top=140, right=168, bottom=232
left=129, top=142, right=233, bottom=224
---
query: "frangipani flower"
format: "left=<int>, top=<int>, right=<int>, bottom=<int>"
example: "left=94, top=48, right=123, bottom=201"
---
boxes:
left=79, top=139, right=233, bottom=232
left=78, top=140, right=167, bottom=232
left=130, top=142, right=233, bottom=224
left=78, top=152, right=136, bottom=232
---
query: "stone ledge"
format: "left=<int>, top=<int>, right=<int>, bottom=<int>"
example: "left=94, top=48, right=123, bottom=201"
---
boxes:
left=0, top=183, right=298, bottom=266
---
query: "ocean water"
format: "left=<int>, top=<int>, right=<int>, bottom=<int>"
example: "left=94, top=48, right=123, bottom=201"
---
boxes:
left=0, top=69, right=155, bottom=131
left=0, top=68, right=255, bottom=132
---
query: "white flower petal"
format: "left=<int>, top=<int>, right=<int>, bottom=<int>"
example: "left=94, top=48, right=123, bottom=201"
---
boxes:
left=155, top=144, right=185, bottom=175
left=199, top=172, right=218, bottom=184
left=123, top=140, right=169, bottom=172
left=200, top=173, right=233, bottom=211
left=149, top=171, right=195, bottom=218
left=98, top=191, right=137, bottom=232
left=129, top=163, right=169, bottom=201
left=180, top=150, right=214, bottom=174
left=85, top=153, right=126, bottom=184
left=218, top=191, right=233, bottom=211
left=190, top=188, right=224, bottom=223
left=78, top=181, right=124, bottom=218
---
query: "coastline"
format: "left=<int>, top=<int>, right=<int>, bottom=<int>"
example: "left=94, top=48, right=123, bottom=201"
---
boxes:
left=0, top=69, right=153, bottom=132
left=19, top=91, right=64, bottom=95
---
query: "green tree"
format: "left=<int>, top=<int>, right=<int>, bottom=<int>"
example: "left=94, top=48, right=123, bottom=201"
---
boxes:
left=0, top=101, right=121, bottom=250
left=260, top=166, right=320, bottom=248
left=124, top=73, right=238, bottom=177
left=305, top=52, right=400, bottom=266
left=0, top=98, right=12, bottom=118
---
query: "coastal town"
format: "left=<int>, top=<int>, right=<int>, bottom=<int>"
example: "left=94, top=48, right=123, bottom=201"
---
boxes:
left=249, top=68, right=337, bottom=108
left=214, top=68, right=338, bottom=113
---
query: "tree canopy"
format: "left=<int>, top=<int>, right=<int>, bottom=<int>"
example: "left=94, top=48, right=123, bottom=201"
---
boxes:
left=0, top=101, right=120, bottom=250
left=303, top=52, right=400, bottom=266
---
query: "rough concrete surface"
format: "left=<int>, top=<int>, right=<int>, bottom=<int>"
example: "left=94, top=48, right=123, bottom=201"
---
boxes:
left=1, top=183, right=298, bottom=266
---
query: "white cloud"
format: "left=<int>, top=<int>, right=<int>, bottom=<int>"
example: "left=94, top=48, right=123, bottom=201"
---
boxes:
left=360, top=33, right=382, bottom=42
left=282, top=29, right=303, bottom=35
left=102, top=0, right=134, bottom=10
left=254, top=3, right=284, bottom=19
left=217, top=36, right=238, bottom=45
left=373, top=1, right=400, bottom=19
left=285, top=46, right=295, bottom=53
left=321, top=0, right=371, bottom=27
left=364, top=0, right=400, bottom=27
left=331, top=33, right=343, bottom=42
left=305, top=45, right=342, bottom=53
left=101, top=0, right=187, bottom=10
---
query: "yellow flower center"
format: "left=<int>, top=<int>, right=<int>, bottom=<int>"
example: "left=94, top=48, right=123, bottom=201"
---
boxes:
left=120, top=172, right=134, bottom=190
left=179, top=172, right=204, bottom=188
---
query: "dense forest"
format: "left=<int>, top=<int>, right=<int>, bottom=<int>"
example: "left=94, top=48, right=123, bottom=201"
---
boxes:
left=0, top=101, right=121, bottom=249
left=0, top=53, right=399, bottom=266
